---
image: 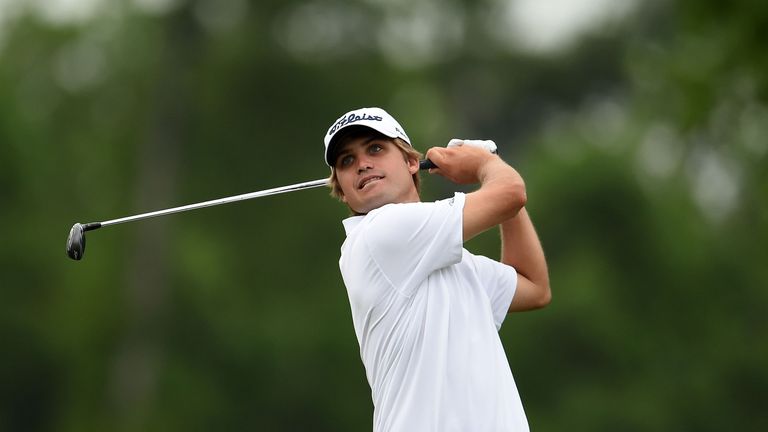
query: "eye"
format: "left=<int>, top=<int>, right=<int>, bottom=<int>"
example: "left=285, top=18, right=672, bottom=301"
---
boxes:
left=339, top=154, right=354, bottom=168
left=369, top=143, right=384, bottom=153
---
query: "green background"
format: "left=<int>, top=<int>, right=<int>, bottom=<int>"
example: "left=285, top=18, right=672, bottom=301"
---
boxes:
left=1, top=0, right=766, bottom=430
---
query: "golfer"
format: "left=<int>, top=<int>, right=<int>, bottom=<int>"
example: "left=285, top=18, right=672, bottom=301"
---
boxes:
left=324, top=107, right=550, bottom=431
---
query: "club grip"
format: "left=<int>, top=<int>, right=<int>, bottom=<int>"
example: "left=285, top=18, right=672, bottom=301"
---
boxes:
left=419, top=159, right=437, bottom=170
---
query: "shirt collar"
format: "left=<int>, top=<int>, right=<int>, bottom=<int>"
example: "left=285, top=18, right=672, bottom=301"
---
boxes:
left=342, top=215, right=365, bottom=235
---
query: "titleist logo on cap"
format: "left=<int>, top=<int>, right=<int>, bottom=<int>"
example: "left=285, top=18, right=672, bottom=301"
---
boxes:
left=328, top=112, right=383, bottom=136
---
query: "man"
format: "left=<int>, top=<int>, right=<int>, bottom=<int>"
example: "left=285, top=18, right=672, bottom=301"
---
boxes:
left=324, top=107, right=550, bottom=431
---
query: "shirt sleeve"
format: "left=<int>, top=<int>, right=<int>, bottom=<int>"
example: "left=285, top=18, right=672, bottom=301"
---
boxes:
left=467, top=253, right=517, bottom=330
left=361, top=193, right=465, bottom=297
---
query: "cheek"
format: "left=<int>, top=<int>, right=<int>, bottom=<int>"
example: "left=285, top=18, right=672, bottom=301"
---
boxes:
left=337, top=172, right=355, bottom=196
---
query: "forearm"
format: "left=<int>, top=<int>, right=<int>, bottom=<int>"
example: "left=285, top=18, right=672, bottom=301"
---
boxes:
left=501, top=208, right=549, bottom=292
left=425, top=145, right=527, bottom=240
left=477, top=159, right=527, bottom=220
left=462, top=158, right=527, bottom=241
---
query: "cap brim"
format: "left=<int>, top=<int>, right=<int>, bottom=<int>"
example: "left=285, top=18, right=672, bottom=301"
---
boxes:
left=325, top=125, right=395, bottom=167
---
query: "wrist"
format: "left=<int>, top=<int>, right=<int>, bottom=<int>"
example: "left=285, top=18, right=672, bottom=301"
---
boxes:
left=477, top=157, right=510, bottom=183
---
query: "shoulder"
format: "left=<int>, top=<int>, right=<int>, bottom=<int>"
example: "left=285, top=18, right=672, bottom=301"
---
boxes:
left=357, top=194, right=465, bottom=251
left=368, top=193, right=465, bottom=225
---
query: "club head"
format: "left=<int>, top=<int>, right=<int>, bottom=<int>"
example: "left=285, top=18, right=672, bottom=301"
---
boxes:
left=66, top=223, right=86, bottom=260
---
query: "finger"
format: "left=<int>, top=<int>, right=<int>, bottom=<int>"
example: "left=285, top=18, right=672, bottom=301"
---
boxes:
left=425, top=148, right=446, bottom=177
left=426, top=147, right=449, bottom=168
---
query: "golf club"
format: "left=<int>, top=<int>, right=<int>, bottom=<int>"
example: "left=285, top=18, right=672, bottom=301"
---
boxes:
left=66, top=159, right=438, bottom=261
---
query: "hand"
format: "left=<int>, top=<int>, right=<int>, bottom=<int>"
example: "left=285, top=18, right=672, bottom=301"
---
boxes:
left=447, top=139, right=498, bottom=154
left=425, top=144, right=501, bottom=185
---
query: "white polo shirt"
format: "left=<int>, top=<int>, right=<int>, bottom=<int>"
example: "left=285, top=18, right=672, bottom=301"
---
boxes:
left=339, top=193, right=528, bottom=432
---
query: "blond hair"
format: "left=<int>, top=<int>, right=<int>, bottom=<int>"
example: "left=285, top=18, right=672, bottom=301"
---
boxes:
left=328, top=135, right=422, bottom=201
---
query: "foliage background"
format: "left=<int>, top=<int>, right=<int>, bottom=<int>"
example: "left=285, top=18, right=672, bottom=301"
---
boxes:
left=1, top=0, right=766, bottom=430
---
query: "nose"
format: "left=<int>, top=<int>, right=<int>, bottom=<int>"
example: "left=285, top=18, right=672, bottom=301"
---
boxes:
left=356, top=155, right=373, bottom=173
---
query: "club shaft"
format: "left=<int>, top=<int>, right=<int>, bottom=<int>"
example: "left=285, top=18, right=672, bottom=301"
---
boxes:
left=95, top=159, right=435, bottom=228
left=99, top=178, right=329, bottom=227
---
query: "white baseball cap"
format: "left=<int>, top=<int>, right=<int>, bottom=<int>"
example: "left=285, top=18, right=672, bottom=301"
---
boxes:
left=324, top=107, right=412, bottom=167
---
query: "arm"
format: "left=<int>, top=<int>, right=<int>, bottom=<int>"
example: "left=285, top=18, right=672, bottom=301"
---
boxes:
left=501, top=208, right=550, bottom=311
left=425, top=144, right=550, bottom=311
left=425, top=145, right=526, bottom=241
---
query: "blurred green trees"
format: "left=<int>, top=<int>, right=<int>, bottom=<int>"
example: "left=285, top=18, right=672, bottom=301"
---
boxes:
left=0, top=0, right=765, bottom=430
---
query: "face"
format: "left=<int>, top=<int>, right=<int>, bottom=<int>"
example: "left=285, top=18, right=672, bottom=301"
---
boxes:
left=333, top=136, right=420, bottom=214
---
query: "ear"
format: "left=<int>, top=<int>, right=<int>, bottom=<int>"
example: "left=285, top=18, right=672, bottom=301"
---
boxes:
left=407, top=156, right=419, bottom=175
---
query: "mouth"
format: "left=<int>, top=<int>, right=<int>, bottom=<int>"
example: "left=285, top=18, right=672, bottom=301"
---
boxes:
left=358, top=175, right=384, bottom=190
